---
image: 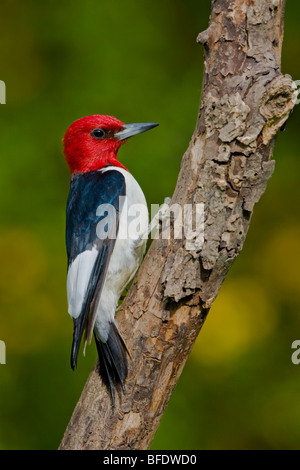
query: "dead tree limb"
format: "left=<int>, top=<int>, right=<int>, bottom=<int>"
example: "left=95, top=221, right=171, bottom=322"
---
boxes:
left=59, top=0, right=296, bottom=450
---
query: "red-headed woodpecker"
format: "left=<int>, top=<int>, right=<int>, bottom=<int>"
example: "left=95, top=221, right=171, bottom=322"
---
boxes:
left=63, top=115, right=158, bottom=404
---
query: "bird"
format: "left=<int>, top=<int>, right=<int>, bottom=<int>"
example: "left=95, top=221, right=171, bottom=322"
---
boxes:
left=63, top=114, right=159, bottom=404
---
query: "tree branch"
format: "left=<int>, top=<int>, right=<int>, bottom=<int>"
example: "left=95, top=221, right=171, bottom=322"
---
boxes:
left=59, top=0, right=296, bottom=450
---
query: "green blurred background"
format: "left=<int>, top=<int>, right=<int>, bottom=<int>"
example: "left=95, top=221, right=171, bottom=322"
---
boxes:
left=0, top=0, right=299, bottom=450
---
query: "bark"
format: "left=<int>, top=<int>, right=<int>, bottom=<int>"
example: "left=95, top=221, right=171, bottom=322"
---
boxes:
left=59, top=0, right=296, bottom=450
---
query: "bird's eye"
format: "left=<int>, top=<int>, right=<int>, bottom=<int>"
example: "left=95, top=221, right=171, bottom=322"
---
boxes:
left=91, top=128, right=105, bottom=139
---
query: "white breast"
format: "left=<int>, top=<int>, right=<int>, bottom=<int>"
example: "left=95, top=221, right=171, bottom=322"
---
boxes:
left=94, top=166, right=149, bottom=341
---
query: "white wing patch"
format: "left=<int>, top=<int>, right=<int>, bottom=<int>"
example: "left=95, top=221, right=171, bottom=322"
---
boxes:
left=67, top=246, right=99, bottom=319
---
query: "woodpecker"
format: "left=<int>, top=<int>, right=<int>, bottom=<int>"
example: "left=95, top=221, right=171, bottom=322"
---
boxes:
left=63, top=115, right=158, bottom=403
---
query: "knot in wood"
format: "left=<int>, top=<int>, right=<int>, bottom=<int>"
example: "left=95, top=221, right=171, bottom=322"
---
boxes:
left=260, top=75, right=297, bottom=144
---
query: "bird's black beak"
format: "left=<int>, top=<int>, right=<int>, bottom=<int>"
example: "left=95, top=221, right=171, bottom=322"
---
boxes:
left=114, top=122, right=159, bottom=141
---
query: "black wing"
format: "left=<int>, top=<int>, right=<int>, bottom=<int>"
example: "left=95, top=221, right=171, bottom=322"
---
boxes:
left=66, top=169, right=126, bottom=369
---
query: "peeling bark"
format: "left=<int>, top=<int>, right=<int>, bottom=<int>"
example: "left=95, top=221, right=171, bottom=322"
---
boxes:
left=59, top=0, right=296, bottom=450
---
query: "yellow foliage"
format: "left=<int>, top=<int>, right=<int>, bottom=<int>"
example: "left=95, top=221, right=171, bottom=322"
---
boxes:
left=255, top=224, right=300, bottom=299
left=0, top=228, right=66, bottom=353
left=193, top=277, right=278, bottom=365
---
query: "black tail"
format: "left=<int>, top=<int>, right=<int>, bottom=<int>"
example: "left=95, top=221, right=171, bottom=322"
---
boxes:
left=94, top=322, right=128, bottom=406
left=70, top=316, right=85, bottom=370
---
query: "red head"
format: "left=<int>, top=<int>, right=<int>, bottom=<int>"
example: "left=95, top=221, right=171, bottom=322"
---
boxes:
left=63, top=115, right=158, bottom=174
